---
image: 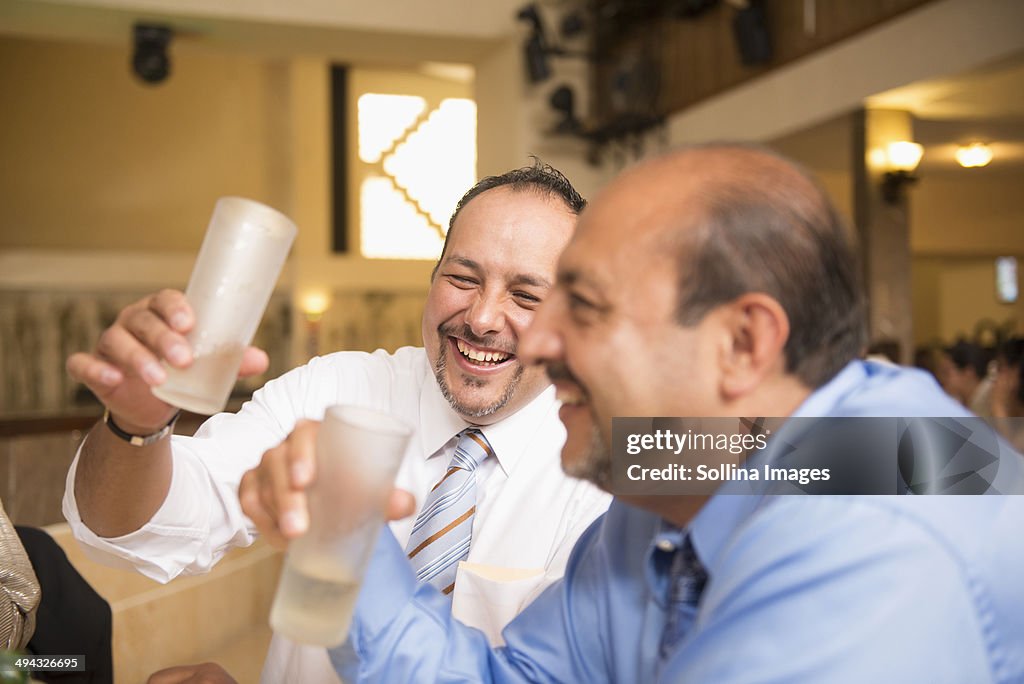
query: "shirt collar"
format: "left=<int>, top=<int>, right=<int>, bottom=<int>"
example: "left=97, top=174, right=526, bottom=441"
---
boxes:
left=644, top=518, right=689, bottom=607
left=418, top=368, right=468, bottom=461
left=417, top=365, right=561, bottom=477
left=686, top=360, right=869, bottom=571
left=789, top=360, right=868, bottom=419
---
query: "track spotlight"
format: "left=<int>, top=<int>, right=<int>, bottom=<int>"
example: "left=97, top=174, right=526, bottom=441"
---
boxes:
left=732, top=1, right=772, bottom=65
left=517, top=5, right=552, bottom=83
left=549, top=84, right=582, bottom=134
left=132, top=23, right=173, bottom=85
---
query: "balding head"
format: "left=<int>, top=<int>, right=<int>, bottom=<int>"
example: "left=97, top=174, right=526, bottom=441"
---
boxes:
left=593, top=143, right=866, bottom=388
left=519, top=143, right=865, bottom=491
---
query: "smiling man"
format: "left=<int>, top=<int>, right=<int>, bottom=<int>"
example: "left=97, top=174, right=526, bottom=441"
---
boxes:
left=64, top=162, right=610, bottom=683
left=326, top=143, right=1024, bottom=683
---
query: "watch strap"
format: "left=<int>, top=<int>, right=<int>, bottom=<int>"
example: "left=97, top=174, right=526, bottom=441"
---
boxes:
left=103, top=408, right=180, bottom=447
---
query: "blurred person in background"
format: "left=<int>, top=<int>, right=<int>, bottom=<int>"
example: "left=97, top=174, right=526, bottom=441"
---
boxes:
left=936, top=340, right=993, bottom=416
left=991, top=336, right=1024, bottom=451
left=0, top=499, right=38, bottom=652
left=1, top=499, right=112, bottom=683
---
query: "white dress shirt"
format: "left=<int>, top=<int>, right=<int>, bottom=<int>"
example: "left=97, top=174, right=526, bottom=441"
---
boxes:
left=63, top=346, right=611, bottom=682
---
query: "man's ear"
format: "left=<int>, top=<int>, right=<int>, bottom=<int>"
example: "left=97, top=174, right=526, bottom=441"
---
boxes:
left=717, top=293, right=790, bottom=400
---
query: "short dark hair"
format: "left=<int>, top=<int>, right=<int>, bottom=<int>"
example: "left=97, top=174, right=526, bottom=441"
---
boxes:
left=673, top=143, right=867, bottom=388
left=997, top=336, right=1024, bottom=368
left=945, top=340, right=988, bottom=379
left=432, top=159, right=585, bottom=278
left=998, top=337, right=1024, bottom=405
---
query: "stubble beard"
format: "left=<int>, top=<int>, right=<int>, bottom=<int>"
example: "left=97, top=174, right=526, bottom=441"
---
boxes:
left=434, top=331, right=524, bottom=419
left=544, top=361, right=614, bottom=490
left=562, top=423, right=613, bottom=491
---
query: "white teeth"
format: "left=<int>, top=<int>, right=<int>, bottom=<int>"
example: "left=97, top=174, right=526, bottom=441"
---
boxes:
left=456, top=339, right=509, bottom=364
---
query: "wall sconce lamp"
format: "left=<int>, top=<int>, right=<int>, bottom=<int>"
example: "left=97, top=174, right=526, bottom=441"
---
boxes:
left=301, top=291, right=331, bottom=358
left=956, top=142, right=993, bottom=168
left=881, top=141, right=924, bottom=204
left=301, top=292, right=330, bottom=323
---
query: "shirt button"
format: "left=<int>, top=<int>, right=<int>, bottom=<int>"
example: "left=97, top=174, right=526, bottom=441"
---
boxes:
left=656, top=539, right=676, bottom=552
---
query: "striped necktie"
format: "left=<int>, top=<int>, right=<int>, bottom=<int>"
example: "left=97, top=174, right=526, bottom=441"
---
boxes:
left=405, top=428, right=493, bottom=597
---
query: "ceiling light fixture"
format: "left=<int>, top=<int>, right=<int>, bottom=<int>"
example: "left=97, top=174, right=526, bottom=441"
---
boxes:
left=955, top=142, right=993, bottom=168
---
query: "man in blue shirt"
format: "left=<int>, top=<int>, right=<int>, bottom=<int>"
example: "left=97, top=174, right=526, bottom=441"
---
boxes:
left=324, top=143, right=1024, bottom=683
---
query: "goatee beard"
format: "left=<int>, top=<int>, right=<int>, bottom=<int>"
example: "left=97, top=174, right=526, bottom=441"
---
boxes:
left=434, top=326, right=523, bottom=419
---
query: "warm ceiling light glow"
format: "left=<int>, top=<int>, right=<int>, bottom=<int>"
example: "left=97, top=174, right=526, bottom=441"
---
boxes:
left=955, top=142, right=993, bottom=168
left=885, top=141, right=924, bottom=173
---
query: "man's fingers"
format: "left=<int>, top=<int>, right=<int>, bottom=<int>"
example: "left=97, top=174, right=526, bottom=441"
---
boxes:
left=238, top=347, right=270, bottom=378
left=239, top=469, right=290, bottom=550
left=267, top=441, right=309, bottom=538
left=95, top=325, right=167, bottom=386
left=121, top=308, right=193, bottom=369
left=146, top=662, right=237, bottom=684
left=386, top=489, right=417, bottom=521
left=148, top=289, right=194, bottom=333
left=286, top=421, right=319, bottom=488
left=66, top=352, right=124, bottom=392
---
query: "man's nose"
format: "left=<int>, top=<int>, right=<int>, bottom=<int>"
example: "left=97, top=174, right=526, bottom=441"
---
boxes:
left=465, top=291, right=506, bottom=338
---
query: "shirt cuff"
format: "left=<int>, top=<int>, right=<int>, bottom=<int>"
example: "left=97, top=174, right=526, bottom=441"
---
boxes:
left=356, top=526, right=419, bottom=639
left=330, top=526, right=418, bottom=676
left=62, top=438, right=209, bottom=584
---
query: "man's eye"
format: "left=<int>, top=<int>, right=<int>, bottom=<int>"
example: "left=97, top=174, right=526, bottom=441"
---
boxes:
left=568, top=292, right=594, bottom=310
left=447, top=275, right=477, bottom=287
left=514, top=291, right=541, bottom=305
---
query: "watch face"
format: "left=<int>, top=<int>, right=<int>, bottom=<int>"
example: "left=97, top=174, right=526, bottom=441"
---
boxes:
left=996, top=256, right=1018, bottom=304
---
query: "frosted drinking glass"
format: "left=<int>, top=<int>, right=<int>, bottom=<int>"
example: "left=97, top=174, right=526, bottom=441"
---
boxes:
left=152, top=197, right=297, bottom=415
left=269, top=405, right=413, bottom=647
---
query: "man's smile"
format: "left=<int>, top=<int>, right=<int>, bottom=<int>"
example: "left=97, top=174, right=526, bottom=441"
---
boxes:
left=449, top=337, right=516, bottom=372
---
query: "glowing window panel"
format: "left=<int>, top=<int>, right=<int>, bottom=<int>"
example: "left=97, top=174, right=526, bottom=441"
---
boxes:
left=384, top=99, right=478, bottom=229
left=357, top=94, right=426, bottom=164
left=358, top=93, right=476, bottom=260
left=360, top=176, right=446, bottom=259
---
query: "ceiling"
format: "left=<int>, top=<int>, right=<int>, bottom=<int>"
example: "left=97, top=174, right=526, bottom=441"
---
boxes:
left=867, top=52, right=1024, bottom=121
left=869, top=52, right=1024, bottom=174
left=772, top=51, right=1024, bottom=177
left=0, top=0, right=525, bottom=66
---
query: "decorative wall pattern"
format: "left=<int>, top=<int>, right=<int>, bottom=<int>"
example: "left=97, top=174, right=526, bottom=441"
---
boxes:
left=0, top=287, right=427, bottom=526
left=0, top=290, right=292, bottom=416
left=320, top=289, right=427, bottom=356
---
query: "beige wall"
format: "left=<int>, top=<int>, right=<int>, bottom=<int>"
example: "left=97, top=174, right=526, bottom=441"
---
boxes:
left=0, top=36, right=289, bottom=252
left=911, top=174, right=1024, bottom=255
left=913, top=256, right=1023, bottom=346
left=910, top=173, right=1024, bottom=345
left=814, top=169, right=854, bottom=225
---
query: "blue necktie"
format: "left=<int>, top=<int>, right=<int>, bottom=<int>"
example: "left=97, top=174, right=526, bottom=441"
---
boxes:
left=660, top=534, right=708, bottom=658
left=405, top=428, right=493, bottom=596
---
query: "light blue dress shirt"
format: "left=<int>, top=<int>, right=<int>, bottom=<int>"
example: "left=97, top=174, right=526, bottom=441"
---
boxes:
left=330, top=361, right=1024, bottom=683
